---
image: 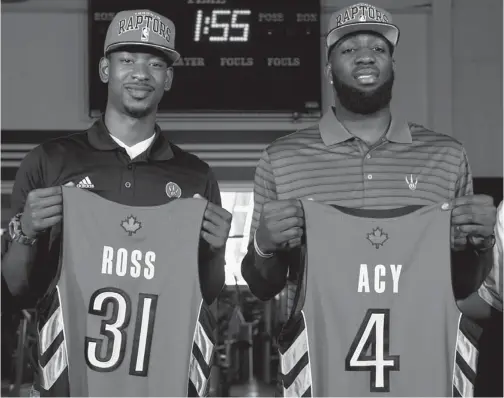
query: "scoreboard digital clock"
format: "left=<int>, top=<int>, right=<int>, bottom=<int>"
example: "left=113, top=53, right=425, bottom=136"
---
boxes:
left=88, top=0, right=322, bottom=115
left=193, top=9, right=252, bottom=43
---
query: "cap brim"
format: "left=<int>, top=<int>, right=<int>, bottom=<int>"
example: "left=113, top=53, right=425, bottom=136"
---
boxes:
left=105, top=42, right=180, bottom=65
left=326, top=23, right=399, bottom=52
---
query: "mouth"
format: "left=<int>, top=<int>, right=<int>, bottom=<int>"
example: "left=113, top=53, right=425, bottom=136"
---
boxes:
left=353, top=68, right=379, bottom=84
left=124, top=84, right=154, bottom=99
left=125, top=83, right=154, bottom=91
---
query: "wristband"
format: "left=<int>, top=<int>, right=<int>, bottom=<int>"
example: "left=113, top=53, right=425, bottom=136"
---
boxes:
left=9, top=213, right=37, bottom=246
left=254, top=231, right=274, bottom=258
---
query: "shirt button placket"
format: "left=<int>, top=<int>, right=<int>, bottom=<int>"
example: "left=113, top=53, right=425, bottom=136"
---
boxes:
left=363, top=151, right=374, bottom=201
left=122, top=164, right=135, bottom=196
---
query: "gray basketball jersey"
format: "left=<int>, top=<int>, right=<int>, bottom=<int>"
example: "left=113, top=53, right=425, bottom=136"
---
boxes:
left=37, top=187, right=215, bottom=397
left=278, top=202, right=473, bottom=397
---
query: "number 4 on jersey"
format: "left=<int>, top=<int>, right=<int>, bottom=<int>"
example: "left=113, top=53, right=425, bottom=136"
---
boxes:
left=345, top=309, right=400, bottom=392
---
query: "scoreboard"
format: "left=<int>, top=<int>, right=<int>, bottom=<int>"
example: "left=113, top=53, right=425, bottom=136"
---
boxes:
left=88, top=0, right=322, bottom=115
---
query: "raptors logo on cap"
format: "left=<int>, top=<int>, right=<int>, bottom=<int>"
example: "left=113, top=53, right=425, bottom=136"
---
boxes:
left=325, top=2, right=400, bottom=55
left=103, top=9, right=181, bottom=64
left=333, top=3, right=391, bottom=28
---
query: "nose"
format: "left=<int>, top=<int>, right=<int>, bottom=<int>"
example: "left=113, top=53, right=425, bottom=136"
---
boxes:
left=355, top=49, right=376, bottom=65
left=131, top=62, right=150, bottom=81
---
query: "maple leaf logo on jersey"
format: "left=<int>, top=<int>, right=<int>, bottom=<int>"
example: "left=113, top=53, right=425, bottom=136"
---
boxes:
left=367, top=227, right=388, bottom=249
left=121, top=215, right=142, bottom=236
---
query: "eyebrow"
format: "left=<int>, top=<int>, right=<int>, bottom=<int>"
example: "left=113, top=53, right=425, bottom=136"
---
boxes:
left=339, top=38, right=387, bottom=48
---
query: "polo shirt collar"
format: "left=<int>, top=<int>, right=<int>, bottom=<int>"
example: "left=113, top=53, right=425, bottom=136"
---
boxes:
left=87, top=118, right=174, bottom=160
left=319, top=108, right=413, bottom=146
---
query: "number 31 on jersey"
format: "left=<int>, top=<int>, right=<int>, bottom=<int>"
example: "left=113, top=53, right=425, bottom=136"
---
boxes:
left=85, top=287, right=158, bottom=377
left=345, top=309, right=400, bottom=392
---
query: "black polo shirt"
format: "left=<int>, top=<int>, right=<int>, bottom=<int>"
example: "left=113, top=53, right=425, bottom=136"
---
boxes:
left=9, top=118, right=222, bottom=306
left=11, top=118, right=221, bottom=211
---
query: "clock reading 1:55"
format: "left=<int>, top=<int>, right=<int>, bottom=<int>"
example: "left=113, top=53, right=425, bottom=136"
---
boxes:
left=194, top=9, right=251, bottom=42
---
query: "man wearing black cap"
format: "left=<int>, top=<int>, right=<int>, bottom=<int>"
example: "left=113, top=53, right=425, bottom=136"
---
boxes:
left=241, top=2, right=497, bottom=396
left=3, top=9, right=231, bottom=397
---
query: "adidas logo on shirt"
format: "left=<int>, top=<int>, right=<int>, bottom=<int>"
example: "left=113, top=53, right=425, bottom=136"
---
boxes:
left=77, top=176, right=94, bottom=189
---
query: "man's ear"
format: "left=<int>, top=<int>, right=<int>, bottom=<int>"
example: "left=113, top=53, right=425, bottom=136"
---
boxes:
left=325, top=63, right=333, bottom=85
left=99, top=57, right=109, bottom=83
left=164, top=67, right=174, bottom=91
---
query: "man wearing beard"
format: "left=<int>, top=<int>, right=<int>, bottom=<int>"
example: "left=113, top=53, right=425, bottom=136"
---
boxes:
left=3, top=9, right=231, bottom=396
left=241, top=3, right=497, bottom=396
left=329, top=45, right=394, bottom=116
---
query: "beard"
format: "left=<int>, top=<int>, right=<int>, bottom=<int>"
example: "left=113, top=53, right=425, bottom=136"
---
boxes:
left=107, top=85, right=159, bottom=119
left=332, top=70, right=394, bottom=115
left=123, top=104, right=153, bottom=119
left=121, top=92, right=161, bottom=118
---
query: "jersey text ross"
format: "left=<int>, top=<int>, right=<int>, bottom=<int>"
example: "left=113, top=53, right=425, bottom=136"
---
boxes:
left=101, top=246, right=155, bottom=280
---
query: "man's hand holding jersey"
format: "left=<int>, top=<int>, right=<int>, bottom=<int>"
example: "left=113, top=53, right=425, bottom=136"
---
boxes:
left=193, top=194, right=232, bottom=251
left=20, top=182, right=75, bottom=238
left=451, top=194, right=497, bottom=251
left=254, top=195, right=498, bottom=255
left=255, top=199, right=305, bottom=254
